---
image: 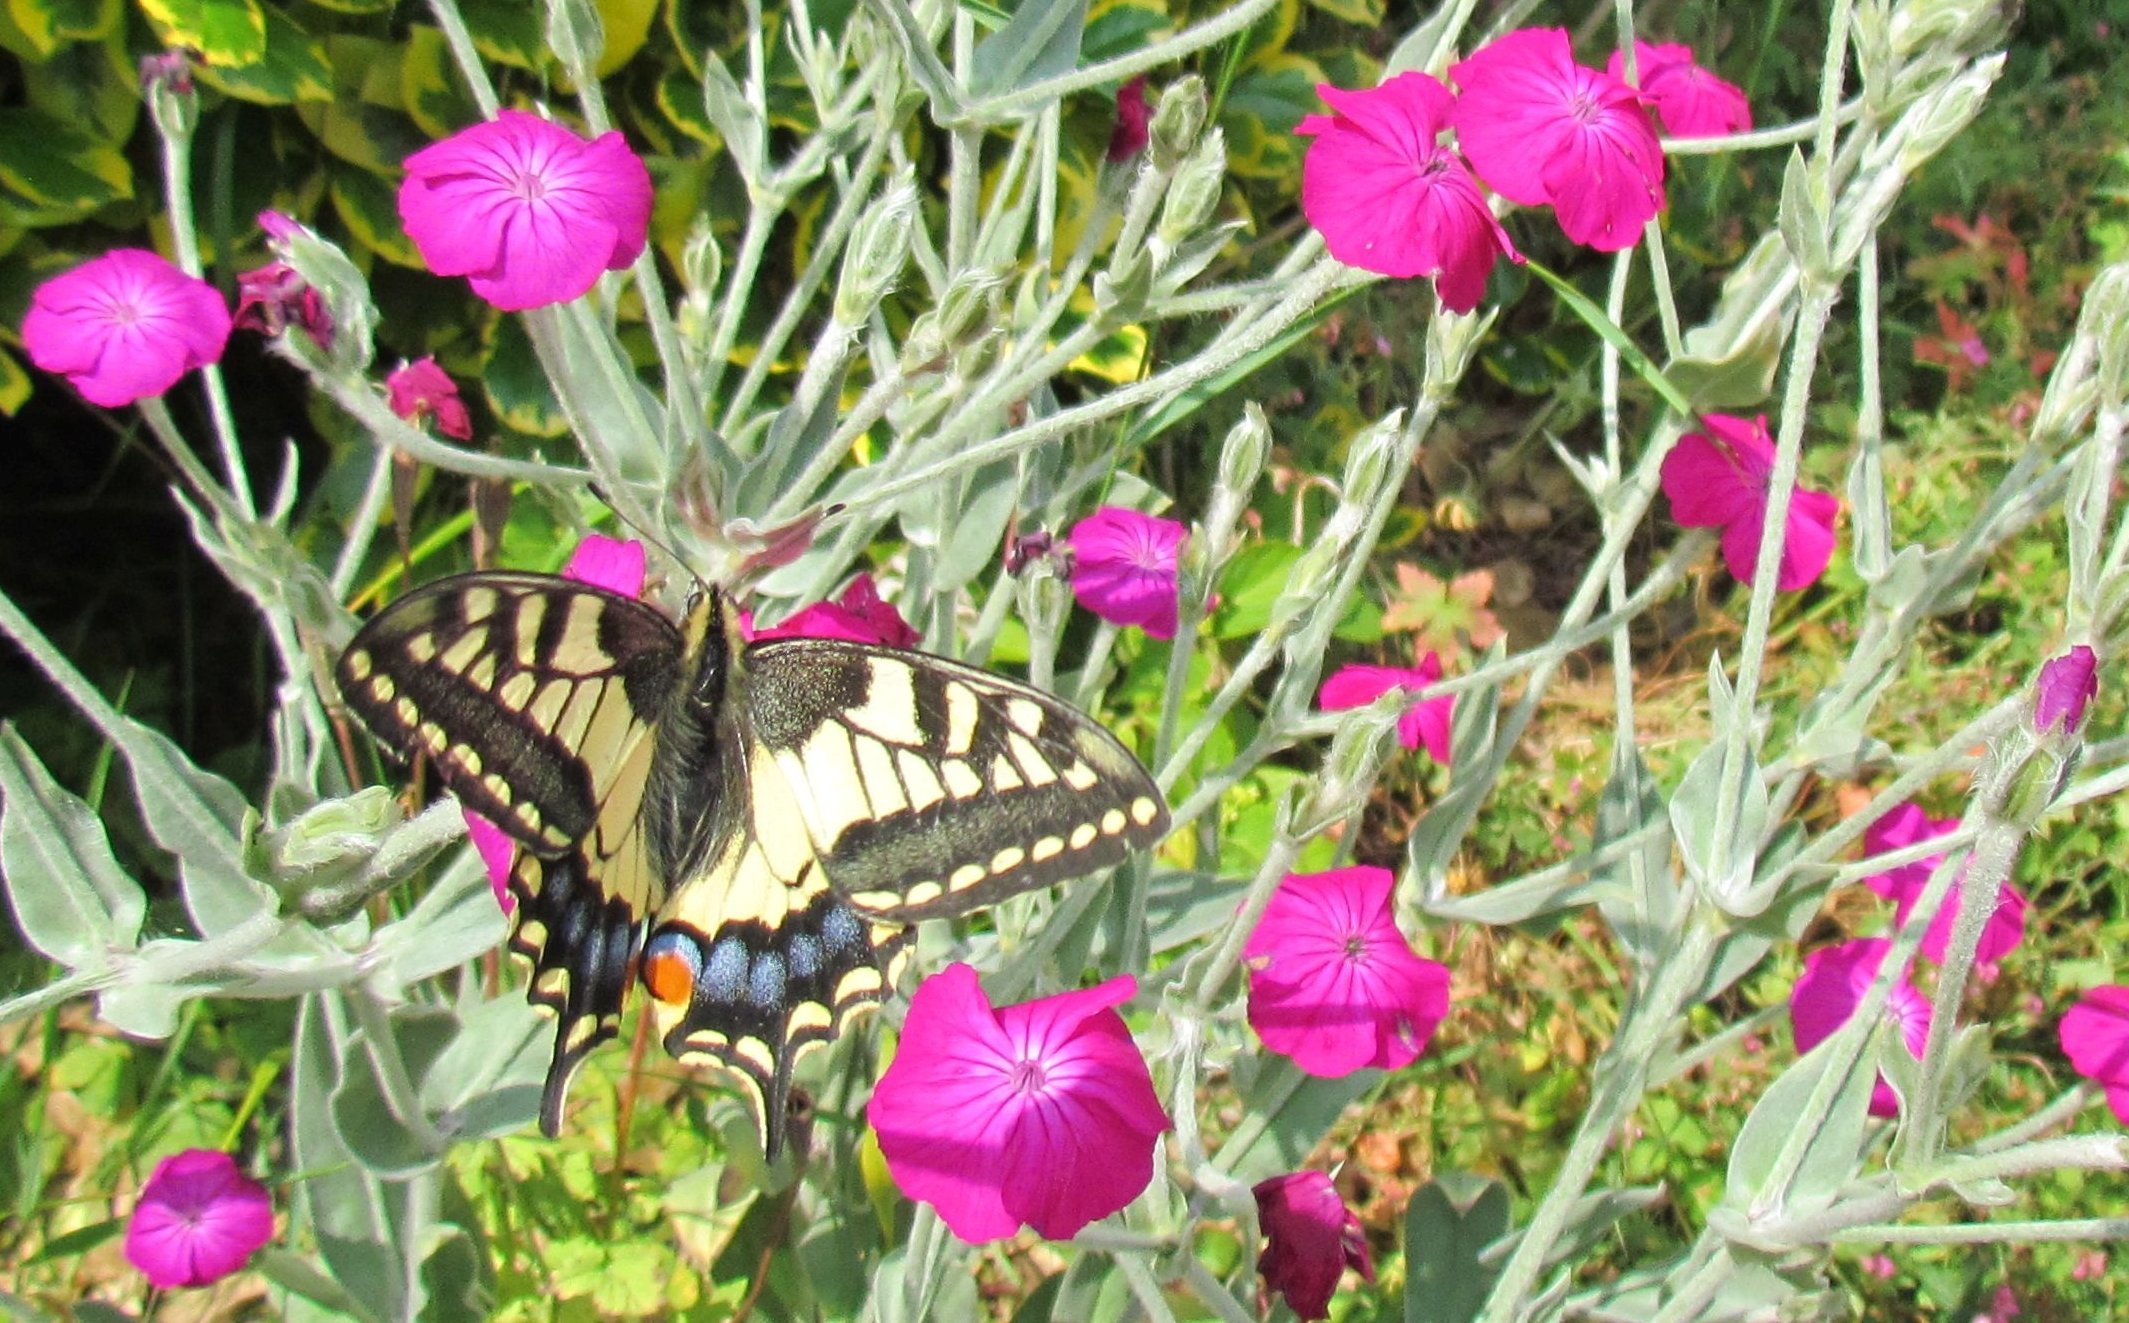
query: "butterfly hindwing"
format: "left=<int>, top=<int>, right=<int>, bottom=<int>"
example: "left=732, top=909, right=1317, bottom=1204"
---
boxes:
left=737, top=639, right=1170, bottom=921
left=337, top=572, right=683, bottom=1134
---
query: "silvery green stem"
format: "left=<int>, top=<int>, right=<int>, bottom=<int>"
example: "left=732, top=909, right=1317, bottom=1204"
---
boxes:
left=1175, top=1256, right=1256, bottom=1323
left=1187, top=827, right=1303, bottom=1016
left=952, top=0, right=1278, bottom=125
left=1836, top=1216, right=2129, bottom=1245
left=350, top=988, right=449, bottom=1154
left=424, top=0, right=501, bottom=116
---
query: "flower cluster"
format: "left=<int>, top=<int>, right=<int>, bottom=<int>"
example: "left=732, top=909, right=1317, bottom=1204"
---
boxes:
left=1299, top=30, right=1747, bottom=307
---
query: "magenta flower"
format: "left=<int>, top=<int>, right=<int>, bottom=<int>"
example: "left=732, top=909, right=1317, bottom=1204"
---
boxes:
left=1861, top=802, right=2027, bottom=967
left=124, top=1149, right=273, bottom=1289
left=1316, top=656, right=1453, bottom=764
left=463, top=534, right=645, bottom=910
left=1788, top=938, right=1931, bottom=1118
left=398, top=110, right=654, bottom=312
left=1254, top=1171, right=1374, bottom=1321
left=1108, top=75, right=1150, bottom=161
left=749, top=573, right=920, bottom=648
left=1660, top=413, right=1838, bottom=591
left=1297, top=74, right=1522, bottom=313
left=23, top=249, right=232, bottom=408
left=2035, top=645, right=2099, bottom=736
left=386, top=357, right=473, bottom=441
left=867, top=963, right=1168, bottom=1243
left=1244, top=866, right=1450, bottom=1077
left=2060, top=985, right=2129, bottom=1124
left=1450, top=28, right=1666, bottom=252
left=234, top=262, right=333, bottom=351
left=1605, top=42, right=1753, bottom=138
left=1067, top=506, right=1186, bottom=639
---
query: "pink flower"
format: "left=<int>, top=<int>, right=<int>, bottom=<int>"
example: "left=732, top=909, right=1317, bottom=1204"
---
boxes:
left=463, top=534, right=645, bottom=910
left=385, top=357, right=473, bottom=441
left=1450, top=28, right=1666, bottom=252
left=1788, top=939, right=1931, bottom=1118
left=867, top=963, right=1168, bottom=1243
left=2059, top=984, right=2129, bottom=1124
left=1316, top=656, right=1453, bottom=763
left=1861, top=802, right=2026, bottom=967
left=749, top=573, right=919, bottom=648
left=2035, top=645, right=2098, bottom=736
left=1605, top=42, right=1752, bottom=138
left=1244, top=866, right=1451, bottom=1076
left=1660, top=413, right=1838, bottom=592
left=1067, top=507, right=1186, bottom=640
left=1108, top=76, right=1150, bottom=161
left=23, top=249, right=232, bottom=408
left=1297, top=74, right=1522, bottom=313
left=398, top=110, right=653, bottom=312
left=1861, top=1252, right=1897, bottom=1280
left=234, top=262, right=332, bottom=350
left=124, top=1149, right=274, bottom=1289
left=1253, top=1171, right=1374, bottom=1321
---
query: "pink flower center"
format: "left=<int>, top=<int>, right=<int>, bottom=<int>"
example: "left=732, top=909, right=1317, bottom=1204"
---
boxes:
left=1343, top=932, right=1371, bottom=963
left=510, top=168, right=550, bottom=203
left=1009, top=1058, right=1049, bottom=1094
left=1567, top=88, right=1603, bottom=125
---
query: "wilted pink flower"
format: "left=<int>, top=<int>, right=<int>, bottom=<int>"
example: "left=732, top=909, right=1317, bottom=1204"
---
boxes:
left=124, top=1149, right=273, bottom=1289
left=868, top=963, right=1168, bottom=1243
left=1605, top=42, right=1752, bottom=138
left=1788, top=938, right=1931, bottom=1118
left=2059, top=984, right=2129, bottom=1124
left=1254, top=1171, right=1374, bottom=1321
left=385, top=357, right=473, bottom=441
left=1862, top=802, right=2026, bottom=967
left=1861, top=1253, right=1897, bottom=1280
left=2072, top=1249, right=2110, bottom=1281
left=749, top=573, right=919, bottom=647
left=2035, top=645, right=2098, bottom=736
left=1244, top=866, right=1450, bottom=1076
left=464, top=534, right=645, bottom=909
left=1450, top=28, right=1666, bottom=252
left=1297, top=74, right=1522, bottom=312
left=1661, top=413, right=1838, bottom=591
left=1067, top=506, right=1186, bottom=639
left=234, top=262, right=333, bottom=351
left=1108, top=76, right=1150, bottom=161
left=23, top=250, right=232, bottom=408
left=1975, top=1284, right=2021, bottom=1323
left=398, top=110, right=653, bottom=311
left=1317, top=656, right=1453, bottom=764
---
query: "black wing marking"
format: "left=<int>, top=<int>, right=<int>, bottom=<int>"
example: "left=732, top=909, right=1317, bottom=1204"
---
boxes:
left=738, top=639, right=1170, bottom=922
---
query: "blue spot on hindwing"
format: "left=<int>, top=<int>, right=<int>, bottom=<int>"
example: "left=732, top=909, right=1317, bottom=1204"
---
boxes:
left=704, top=937, right=748, bottom=1000
left=788, top=933, right=823, bottom=979
left=748, top=951, right=787, bottom=1008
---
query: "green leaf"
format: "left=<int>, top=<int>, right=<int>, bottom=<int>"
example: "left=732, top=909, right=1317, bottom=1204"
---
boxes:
left=1523, top=259, right=1693, bottom=417
left=1721, top=1027, right=1874, bottom=1217
left=1218, top=1056, right=1378, bottom=1183
left=0, top=348, right=30, bottom=417
left=1220, top=54, right=1323, bottom=180
left=1128, top=283, right=1360, bottom=446
left=330, top=167, right=421, bottom=268
left=654, top=66, right=719, bottom=146
left=296, top=36, right=429, bottom=174
left=399, top=25, right=477, bottom=140
left=484, top=315, right=570, bottom=439
left=969, top=0, right=1087, bottom=100
left=1590, top=749, right=1677, bottom=971
left=4, top=0, right=120, bottom=57
left=192, top=2, right=331, bottom=104
left=1082, top=0, right=1171, bottom=65
left=1306, top=0, right=1383, bottom=24
left=20, top=31, right=139, bottom=143
left=0, top=108, right=132, bottom=216
left=1404, top=1174, right=1509, bottom=1323
left=138, top=0, right=267, bottom=66
left=459, top=0, right=547, bottom=71
left=0, top=726, right=144, bottom=969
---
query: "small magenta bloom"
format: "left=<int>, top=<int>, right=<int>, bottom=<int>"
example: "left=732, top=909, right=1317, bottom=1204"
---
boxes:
left=385, top=358, right=473, bottom=441
left=1788, top=938, right=1931, bottom=1118
left=1297, top=74, right=1522, bottom=313
left=23, top=250, right=232, bottom=408
left=750, top=573, right=919, bottom=648
left=2059, top=985, right=2129, bottom=1125
left=1661, top=413, right=1838, bottom=592
left=1108, top=76, right=1150, bottom=161
left=2035, top=645, right=2099, bottom=736
left=1067, top=506, right=1186, bottom=640
left=234, top=262, right=333, bottom=350
left=1862, top=802, right=2027, bottom=967
left=1254, top=1171, right=1374, bottom=1321
left=1317, top=656, right=1453, bottom=764
left=1605, top=42, right=1752, bottom=138
left=124, top=1149, right=273, bottom=1289
left=463, top=534, right=645, bottom=910
left=868, top=963, right=1168, bottom=1243
left=1450, top=28, right=1666, bottom=252
left=398, top=109, right=654, bottom=312
left=1244, top=866, right=1450, bottom=1077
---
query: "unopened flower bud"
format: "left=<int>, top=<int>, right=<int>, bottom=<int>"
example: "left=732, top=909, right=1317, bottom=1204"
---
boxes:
left=1095, top=246, right=1153, bottom=316
left=2034, top=645, right=2098, bottom=737
left=682, top=217, right=722, bottom=299
left=1149, top=75, right=1207, bottom=171
left=1268, top=542, right=1339, bottom=635
left=1156, top=127, right=1227, bottom=247
left=1217, top=404, right=1272, bottom=501
left=835, top=177, right=917, bottom=324
left=140, top=51, right=198, bottom=139
left=1339, top=411, right=1406, bottom=516
left=1296, top=711, right=1393, bottom=836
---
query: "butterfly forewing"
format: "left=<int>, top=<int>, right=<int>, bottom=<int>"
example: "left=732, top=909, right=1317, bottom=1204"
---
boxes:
left=737, top=639, right=1170, bottom=921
